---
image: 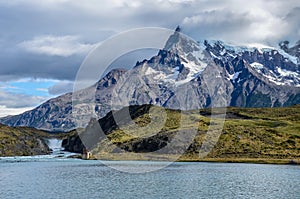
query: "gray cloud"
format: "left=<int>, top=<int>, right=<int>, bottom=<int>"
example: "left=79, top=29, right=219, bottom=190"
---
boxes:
left=182, top=10, right=253, bottom=43
left=19, top=35, right=96, bottom=57
left=0, top=0, right=299, bottom=82
left=283, top=7, right=300, bottom=44
left=0, top=49, right=83, bottom=81
left=181, top=8, right=293, bottom=45
left=48, top=81, right=74, bottom=95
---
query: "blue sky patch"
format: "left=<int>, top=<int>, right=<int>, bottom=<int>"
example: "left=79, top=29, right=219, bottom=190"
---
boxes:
left=4, top=79, right=58, bottom=97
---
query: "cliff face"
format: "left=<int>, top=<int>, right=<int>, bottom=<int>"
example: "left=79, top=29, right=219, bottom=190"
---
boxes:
left=61, top=130, right=84, bottom=153
left=0, top=124, right=51, bottom=156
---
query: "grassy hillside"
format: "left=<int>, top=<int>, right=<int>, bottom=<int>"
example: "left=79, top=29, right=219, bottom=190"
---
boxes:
left=183, top=105, right=300, bottom=163
left=79, top=104, right=300, bottom=164
left=0, top=124, right=52, bottom=156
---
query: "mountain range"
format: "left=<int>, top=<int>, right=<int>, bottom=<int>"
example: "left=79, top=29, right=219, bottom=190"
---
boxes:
left=1, top=28, right=300, bottom=131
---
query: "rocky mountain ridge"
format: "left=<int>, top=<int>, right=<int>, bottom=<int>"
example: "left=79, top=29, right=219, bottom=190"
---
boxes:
left=1, top=29, right=300, bottom=131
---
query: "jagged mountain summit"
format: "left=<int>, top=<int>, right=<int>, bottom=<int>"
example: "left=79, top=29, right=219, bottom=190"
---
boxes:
left=1, top=30, right=300, bottom=131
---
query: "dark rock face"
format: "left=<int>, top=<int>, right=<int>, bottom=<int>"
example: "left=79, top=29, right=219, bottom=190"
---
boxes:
left=62, top=132, right=84, bottom=153
left=118, top=133, right=170, bottom=153
left=1, top=31, right=300, bottom=131
left=62, top=105, right=174, bottom=154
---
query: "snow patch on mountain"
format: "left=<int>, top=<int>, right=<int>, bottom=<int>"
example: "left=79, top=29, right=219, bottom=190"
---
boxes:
left=277, top=67, right=299, bottom=77
left=206, top=40, right=299, bottom=65
left=165, top=67, right=180, bottom=83
left=229, top=71, right=242, bottom=82
left=277, top=49, right=299, bottom=65
left=251, top=64, right=300, bottom=87
left=250, top=62, right=264, bottom=70
left=145, top=67, right=157, bottom=75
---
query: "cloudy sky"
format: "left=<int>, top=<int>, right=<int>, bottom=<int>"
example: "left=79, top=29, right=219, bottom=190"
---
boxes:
left=0, top=0, right=300, bottom=117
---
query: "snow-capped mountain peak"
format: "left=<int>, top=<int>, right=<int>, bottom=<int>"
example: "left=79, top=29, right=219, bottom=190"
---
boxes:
left=135, top=30, right=212, bottom=86
left=1, top=29, right=300, bottom=131
left=202, top=39, right=300, bottom=87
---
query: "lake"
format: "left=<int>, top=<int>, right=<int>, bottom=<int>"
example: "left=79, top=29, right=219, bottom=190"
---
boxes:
left=0, top=157, right=299, bottom=199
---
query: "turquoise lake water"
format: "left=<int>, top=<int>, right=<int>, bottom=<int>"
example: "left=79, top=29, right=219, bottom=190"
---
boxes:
left=0, top=157, right=299, bottom=199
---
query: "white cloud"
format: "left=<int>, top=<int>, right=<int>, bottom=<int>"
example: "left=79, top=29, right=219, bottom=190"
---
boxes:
left=0, top=89, right=48, bottom=108
left=3, top=0, right=299, bottom=48
left=0, top=105, right=34, bottom=117
left=181, top=7, right=291, bottom=45
left=18, top=35, right=96, bottom=57
left=36, top=88, right=49, bottom=92
left=7, top=78, right=60, bottom=83
left=0, top=78, right=68, bottom=117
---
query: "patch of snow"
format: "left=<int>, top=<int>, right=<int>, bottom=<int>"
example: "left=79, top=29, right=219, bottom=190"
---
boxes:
left=152, top=72, right=166, bottom=81
left=229, top=71, right=242, bottom=81
left=220, top=48, right=226, bottom=56
left=263, top=74, right=285, bottom=86
left=199, top=40, right=300, bottom=87
left=168, top=47, right=208, bottom=86
left=175, top=60, right=206, bottom=86
left=225, top=41, right=298, bottom=64
left=210, top=52, right=220, bottom=59
left=144, top=67, right=170, bottom=82
left=192, top=50, right=205, bottom=60
left=258, top=67, right=300, bottom=87
left=203, top=40, right=298, bottom=65
left=277, top=68, right=299, bottom=77
left=277, top=49, right=298, bottom=65
left=250, top=62, right=264, bottom=70
left=145, top=67, right=158, bottom=75
left=237, top=43, right=274, bottom=54
left=174, top=77, right=193, bottom=86
left=237, top=78, right=243, bottom=83
left=165, top=67, right=180, bottom=82
left=226, top=52, right=236, bottom=58
left=212, top=41, right=274, bottom=55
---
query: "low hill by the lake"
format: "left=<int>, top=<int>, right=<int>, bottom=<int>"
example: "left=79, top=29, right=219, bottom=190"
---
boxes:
left=63, top=104, right=300, bottom=164
left=0, top=124, right=52, bottom=156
